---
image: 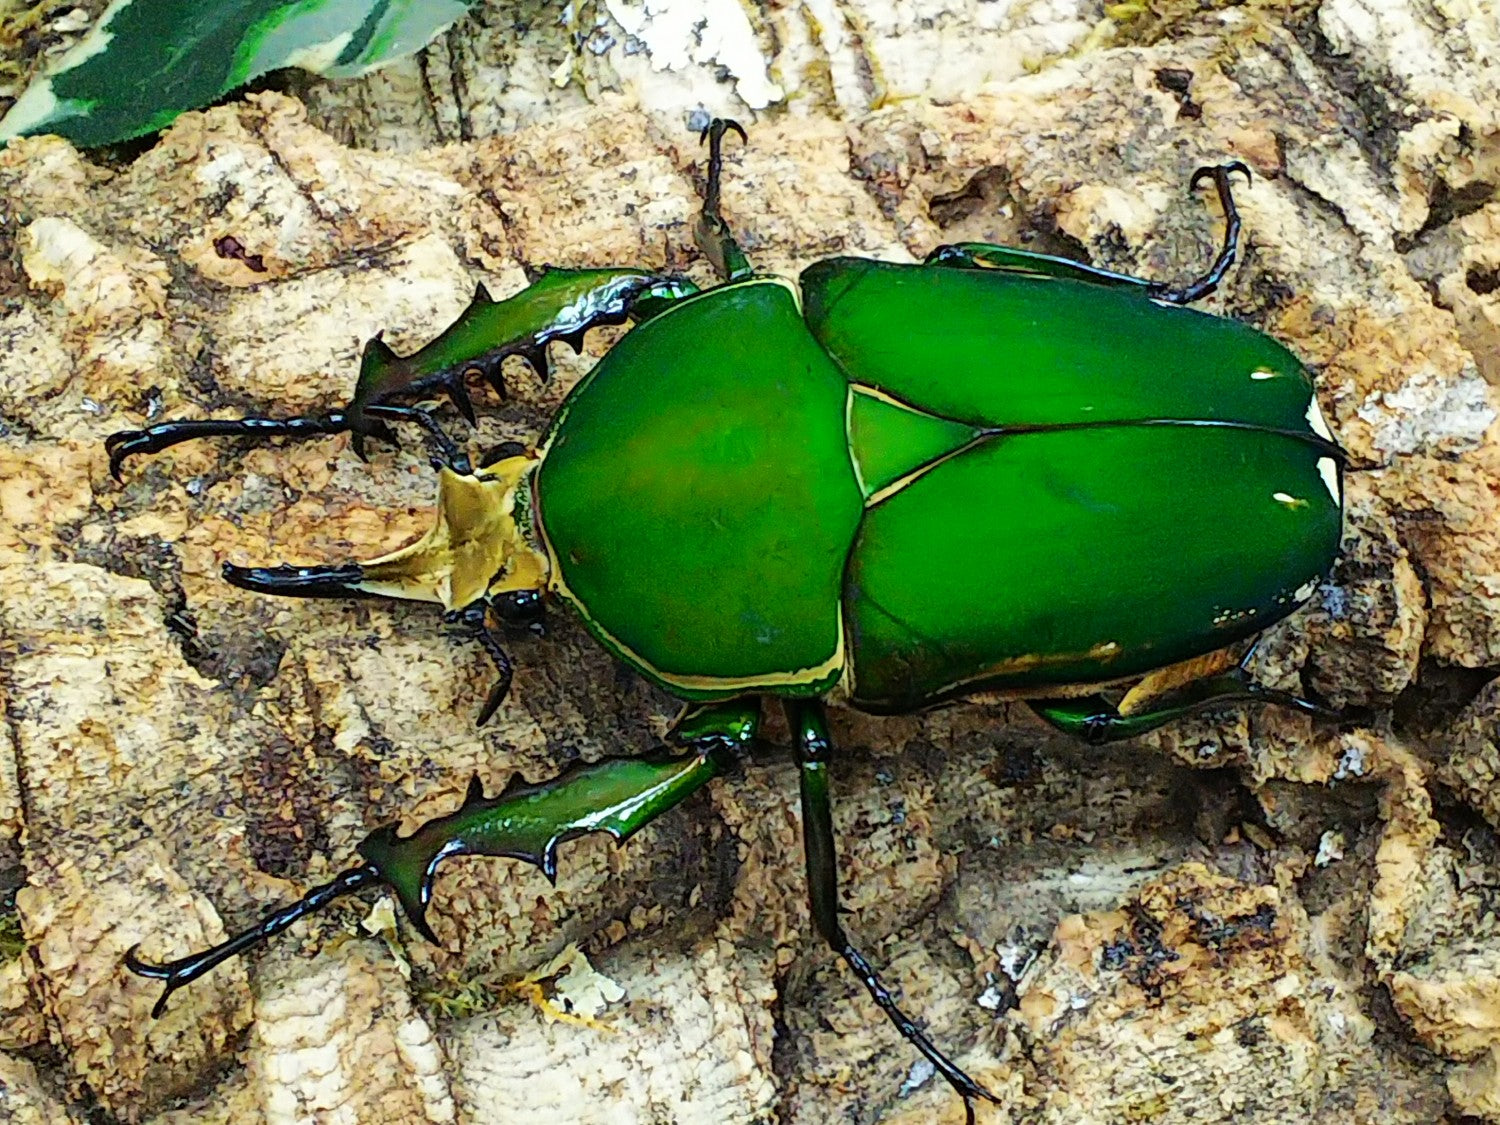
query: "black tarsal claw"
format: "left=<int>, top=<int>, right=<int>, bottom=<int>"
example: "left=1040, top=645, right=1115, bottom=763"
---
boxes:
left=124, top=947, right=167, bottom=977
left=105, top=428, right=176, bottom=481
left=125, top=865, right=386, bottom=1017
left=698, top=118, right=748, bottom=147
left=1189, top=160, right=1252, bottom=192
left=351, top=418, right=399, bottom=462
left=106, top=432, right=140, bottom=481
left=123, top=944, right=176, bottom=1018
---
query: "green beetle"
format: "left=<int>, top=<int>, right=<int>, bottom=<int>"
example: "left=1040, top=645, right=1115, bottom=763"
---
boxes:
left=108, top=121, right=1344, bottom=1118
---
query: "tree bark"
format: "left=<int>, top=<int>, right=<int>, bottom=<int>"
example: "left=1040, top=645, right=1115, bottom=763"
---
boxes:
left=1, top=1, right=1498, bottom=1122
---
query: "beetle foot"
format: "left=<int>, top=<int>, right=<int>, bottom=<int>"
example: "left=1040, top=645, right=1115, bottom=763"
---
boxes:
left=1190, top=160, right=1252, bottom=194
left=356, top=753, right=715, bottom=932
left=124, top=943, right=204, bottom=1019
left=128, top=753, right=726, bottom=1012
left=223, top=561, right=372, bottom=599
left=838, top=943, right=1002, bottom=1117
left=106, top=412, right=358, bottom=479
left=443, top=603, right=516, bottom=724
left=1147, top=160, right=1251, bottom=306
left=697, top=117, right=748, bottom=208
left=124, top=865, right=384, bottom=1016
left=106, top=427, right=168, bottom=480
left=697, top=117, right=747, bottom=149
left=694, top=119, right=753, bottom=281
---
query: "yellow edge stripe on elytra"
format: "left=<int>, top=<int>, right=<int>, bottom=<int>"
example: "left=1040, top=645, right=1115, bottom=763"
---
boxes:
left=529, top=274, right=840, bottom=692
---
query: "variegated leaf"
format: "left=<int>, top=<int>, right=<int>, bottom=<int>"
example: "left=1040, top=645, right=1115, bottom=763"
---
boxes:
left=0, top=0, right=477, bottom=147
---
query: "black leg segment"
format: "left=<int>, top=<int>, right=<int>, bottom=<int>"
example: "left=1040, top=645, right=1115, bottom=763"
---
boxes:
left=785, top=698, right=998, bottom=1120
left=125, top=865, right=383, bottom=1018
left=106, top=412, right=367, bottom=480
left=445, top=601, right=516, bottom=726
left=105, top=401, right=472, bottom=480
left=694, top=119, right=752, bottom=281
left=1030, top=653, right=1349, bottom=744
left=223, top=561, right=372, bottom=599
left=1147, top=161, right=1251, bottom=306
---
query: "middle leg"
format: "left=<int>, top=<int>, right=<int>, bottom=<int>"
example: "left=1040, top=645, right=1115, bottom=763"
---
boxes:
left=785, top=698, right=998, bottom=1121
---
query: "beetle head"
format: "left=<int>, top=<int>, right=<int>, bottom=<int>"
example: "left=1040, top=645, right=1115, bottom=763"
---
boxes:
left=353, top=453, right=550, bottom=610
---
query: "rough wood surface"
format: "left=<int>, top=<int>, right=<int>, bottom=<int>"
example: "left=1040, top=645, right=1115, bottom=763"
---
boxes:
left=1, top=1, right=1499, bottom=1122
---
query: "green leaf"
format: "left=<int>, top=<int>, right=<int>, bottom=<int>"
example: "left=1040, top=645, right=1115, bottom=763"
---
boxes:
left=0, top=0, right=477, bottom=148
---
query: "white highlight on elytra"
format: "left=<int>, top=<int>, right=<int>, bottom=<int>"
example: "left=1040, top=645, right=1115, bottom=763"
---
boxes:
left=1211, top=606, right=1257, bottom=627
left=1272, top=491, right=1305, bottom=507
left=1316, top=457, right=1341, bottom=504
left=1305, top=396, right=1335, bottom=442
left=1250, top=367, right=1277, bottom=381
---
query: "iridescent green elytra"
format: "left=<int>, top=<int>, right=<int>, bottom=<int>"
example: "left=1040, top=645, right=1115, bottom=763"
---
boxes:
left=534, top=260, right=1339, bottom=712
left=107, top=123, right=1345, bottom=1118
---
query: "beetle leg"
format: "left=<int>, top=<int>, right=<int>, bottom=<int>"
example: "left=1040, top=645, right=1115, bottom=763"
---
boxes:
left=223, top=561, right=377, bottom=600
left=924, top=163, right=1248, bottom=309
left=105, top=410, right=388, bottom=481
left=125, top=866, right=385, bottom=1018
left=443, top=601, right=516, bottom=725
left=1028, top=661, right=1345, bottom=744
left=1145, top=161, right=1251, bottom=306
left=1115, top=648, right=1241, bottom=715
left=347, top=269, right=696, bottom=416
left=669, top=697, right=760, bottom=746
left=923, top=241, right=1149, bottom=290
left=364, top=403, right=473, bottom=471
left=126, top=726, right=750, bottom=1015
left=106, top=268, right=697, bottom=477
left=786, top=698, right=999, bottom=1119
left=104, top=402, right=467, bottom=479
left=693, top=118, right=754, bottom=282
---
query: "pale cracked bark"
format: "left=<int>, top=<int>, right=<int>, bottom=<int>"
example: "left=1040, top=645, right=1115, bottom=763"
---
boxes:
left=0, top=0, right=1498, bottom=1123
left=0, top=1050, right=75, bottom=1124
